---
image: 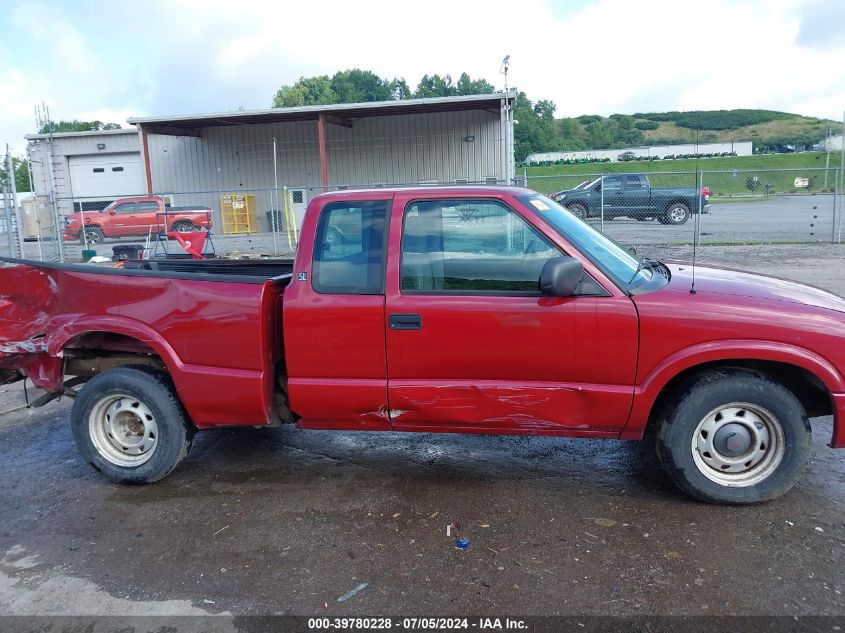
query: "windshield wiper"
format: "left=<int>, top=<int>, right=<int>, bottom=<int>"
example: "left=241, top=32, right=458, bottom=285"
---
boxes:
left=628, top=256, right=660, bottom=285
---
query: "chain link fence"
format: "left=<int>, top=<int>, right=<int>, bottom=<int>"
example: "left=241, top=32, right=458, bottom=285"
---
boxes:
left=19, top=178, right=508, bottom=263
left=7, top=168, right=844, bottom=263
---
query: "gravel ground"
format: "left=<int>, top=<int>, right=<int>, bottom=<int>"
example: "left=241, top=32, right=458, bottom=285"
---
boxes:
left=0, top=242, right=844, bottom=628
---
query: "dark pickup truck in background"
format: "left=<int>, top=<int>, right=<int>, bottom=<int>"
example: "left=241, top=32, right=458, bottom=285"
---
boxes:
left=552, top=174, right=711, bottom=225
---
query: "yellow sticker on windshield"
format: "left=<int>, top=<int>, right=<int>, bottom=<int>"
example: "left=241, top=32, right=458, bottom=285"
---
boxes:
left=529, top=199, right=550, bottom=211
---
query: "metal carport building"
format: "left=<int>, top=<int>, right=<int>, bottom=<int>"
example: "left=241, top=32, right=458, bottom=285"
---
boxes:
left=128, top=93, right=516, bottom=229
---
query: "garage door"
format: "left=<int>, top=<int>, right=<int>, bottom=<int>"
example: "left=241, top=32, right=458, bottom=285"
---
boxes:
left=69, top=153, right=145, bottom=200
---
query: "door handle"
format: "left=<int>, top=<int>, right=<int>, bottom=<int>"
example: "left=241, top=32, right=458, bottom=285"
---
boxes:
left=389, top=313, right=422, bottom=330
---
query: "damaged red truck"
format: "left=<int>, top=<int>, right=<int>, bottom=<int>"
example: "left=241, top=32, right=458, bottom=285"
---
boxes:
left=2, top=186, right=845, bottom=504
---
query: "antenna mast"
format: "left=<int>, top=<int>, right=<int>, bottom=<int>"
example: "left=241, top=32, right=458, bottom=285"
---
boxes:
left=500, top=55, right=510, bottom=93
left=690, top=113, right=702, bottom=294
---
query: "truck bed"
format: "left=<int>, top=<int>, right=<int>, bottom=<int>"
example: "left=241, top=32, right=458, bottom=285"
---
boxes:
left=0, top=257, right=292, bottom=428
left=123, top=257, right=295, bottom=280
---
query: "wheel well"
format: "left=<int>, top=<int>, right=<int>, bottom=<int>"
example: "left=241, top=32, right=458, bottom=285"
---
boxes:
left=664, top=198, right=691, bottom=212
left=62, top=331, right=167, bottom=380
left=646, top=360, right=833, bottom=435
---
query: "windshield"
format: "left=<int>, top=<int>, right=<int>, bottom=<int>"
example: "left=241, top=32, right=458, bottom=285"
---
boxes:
left=517, top=194, right=651, bottom=288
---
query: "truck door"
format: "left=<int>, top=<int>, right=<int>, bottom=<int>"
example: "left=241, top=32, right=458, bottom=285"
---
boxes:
left=136, top=201, right=161, bottom=236
left=600, top=176, right=623, bottom=215
left=383, top=193, right=638, bottom=434
left=623, top=175, right=652, bottom=214
left=283, top=195, right=392, bottom=430
left=109, top=201, right=137, bottom=237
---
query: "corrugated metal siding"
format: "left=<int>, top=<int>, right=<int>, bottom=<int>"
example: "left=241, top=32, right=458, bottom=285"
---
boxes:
left=325, top=109, right=501, bottom=186
left=147, top=108, right=503, bottom=193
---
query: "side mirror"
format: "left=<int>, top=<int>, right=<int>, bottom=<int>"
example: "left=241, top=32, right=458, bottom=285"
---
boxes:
left=108, top=209, right=116, bottom=215
left=539, top=256, right=584, bottom=297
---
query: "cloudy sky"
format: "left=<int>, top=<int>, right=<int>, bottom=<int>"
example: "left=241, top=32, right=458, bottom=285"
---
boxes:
left=1, top=0, right=844, bottom=153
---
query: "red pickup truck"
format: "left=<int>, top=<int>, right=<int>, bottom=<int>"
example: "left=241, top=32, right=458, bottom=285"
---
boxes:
left=62, top=195, right=213, bottom=244
left=3, top=186, right=844, bottom=504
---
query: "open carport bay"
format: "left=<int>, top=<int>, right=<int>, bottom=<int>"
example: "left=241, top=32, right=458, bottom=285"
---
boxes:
left=1, top=243, right=844, bottom=621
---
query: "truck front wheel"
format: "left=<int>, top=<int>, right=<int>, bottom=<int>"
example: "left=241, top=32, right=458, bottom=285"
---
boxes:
left=80, top=227, right=104, bottom=245
left=71, top=366, right=195, bottom=484
left=656, top=371, right=810, bottom=504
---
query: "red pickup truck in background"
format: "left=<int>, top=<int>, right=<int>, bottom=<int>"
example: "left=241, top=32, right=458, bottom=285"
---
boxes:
left=3, top=186, right=845, bottom=504
left=62, top=195, right=213, bottom=244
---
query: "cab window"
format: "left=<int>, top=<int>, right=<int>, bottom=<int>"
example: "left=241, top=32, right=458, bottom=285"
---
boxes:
left=400, top=199, right=560, bottom=294
left=312, top=201, right=388, bottom=295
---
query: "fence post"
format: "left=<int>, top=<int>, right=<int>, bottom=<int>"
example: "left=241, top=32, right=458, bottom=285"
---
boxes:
left=832, top=167, right=837, bottom=244
left=600, top=173, right=605, bottom=233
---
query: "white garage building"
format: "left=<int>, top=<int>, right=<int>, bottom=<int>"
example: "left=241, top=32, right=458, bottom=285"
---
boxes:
left=26, top=128, right=144, bottom=212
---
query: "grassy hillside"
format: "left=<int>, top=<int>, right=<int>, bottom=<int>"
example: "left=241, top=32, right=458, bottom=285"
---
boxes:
left=525, top=109, right=840, bottom=162
left=525, top=151, right=841, bottom=176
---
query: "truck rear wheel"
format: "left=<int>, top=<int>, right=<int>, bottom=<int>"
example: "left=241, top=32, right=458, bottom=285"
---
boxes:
left=664, top=202, right=690, bottom=225
left=71, top=366, right=195, bottom=484
left=566, top=202, right=588, bottom=220
left=656, top=371, right=810, bottom=504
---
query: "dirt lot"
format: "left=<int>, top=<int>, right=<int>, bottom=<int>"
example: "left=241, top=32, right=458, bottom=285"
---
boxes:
left=1, top=243, right=844, bottom=628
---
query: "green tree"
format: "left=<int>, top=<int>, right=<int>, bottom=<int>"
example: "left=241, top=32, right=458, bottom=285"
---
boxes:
left=0, top=156, right=32, bottom=193
left=413, top=74, right=456, bottom=98
left=272, top=75, right=336, bottom=107
left=390, top=78, right=412, bottom=100
left=584, top=121, right=612, bottom=149
left=455, top=72, right=496, bottom=95
left=330, top=69, right=394, bottom=103
left=37, top=120, right=121, bottom=134
left=512, top=91, right=559, bottom=162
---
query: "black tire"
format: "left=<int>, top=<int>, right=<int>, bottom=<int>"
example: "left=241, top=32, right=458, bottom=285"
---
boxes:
left=566, top=202, right=588, bottom=220
left=80, top=227, right=104, bottom=245
left=70, top=366, right=195, bottom=484
left=664, top=202, right=691, bottom=225
left=656, top=371, right=810, bottom=504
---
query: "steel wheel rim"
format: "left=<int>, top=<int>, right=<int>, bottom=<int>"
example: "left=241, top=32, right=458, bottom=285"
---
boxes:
left=568, top=204, right=586, bottom=219
left=175, top=223, right=194, bottom=233
left=85, top=230, right=102, bottom=244
left=670, top=206, right=688, bottom=222
left=89, top=393, right=159, bottom=467
left=691, top=402, right=785, bottom=487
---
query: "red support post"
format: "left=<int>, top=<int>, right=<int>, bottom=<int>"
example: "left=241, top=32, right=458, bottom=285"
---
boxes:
left=317, top=113, right=328, bottom=191
left=141, top=128, right=153, bottom=194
